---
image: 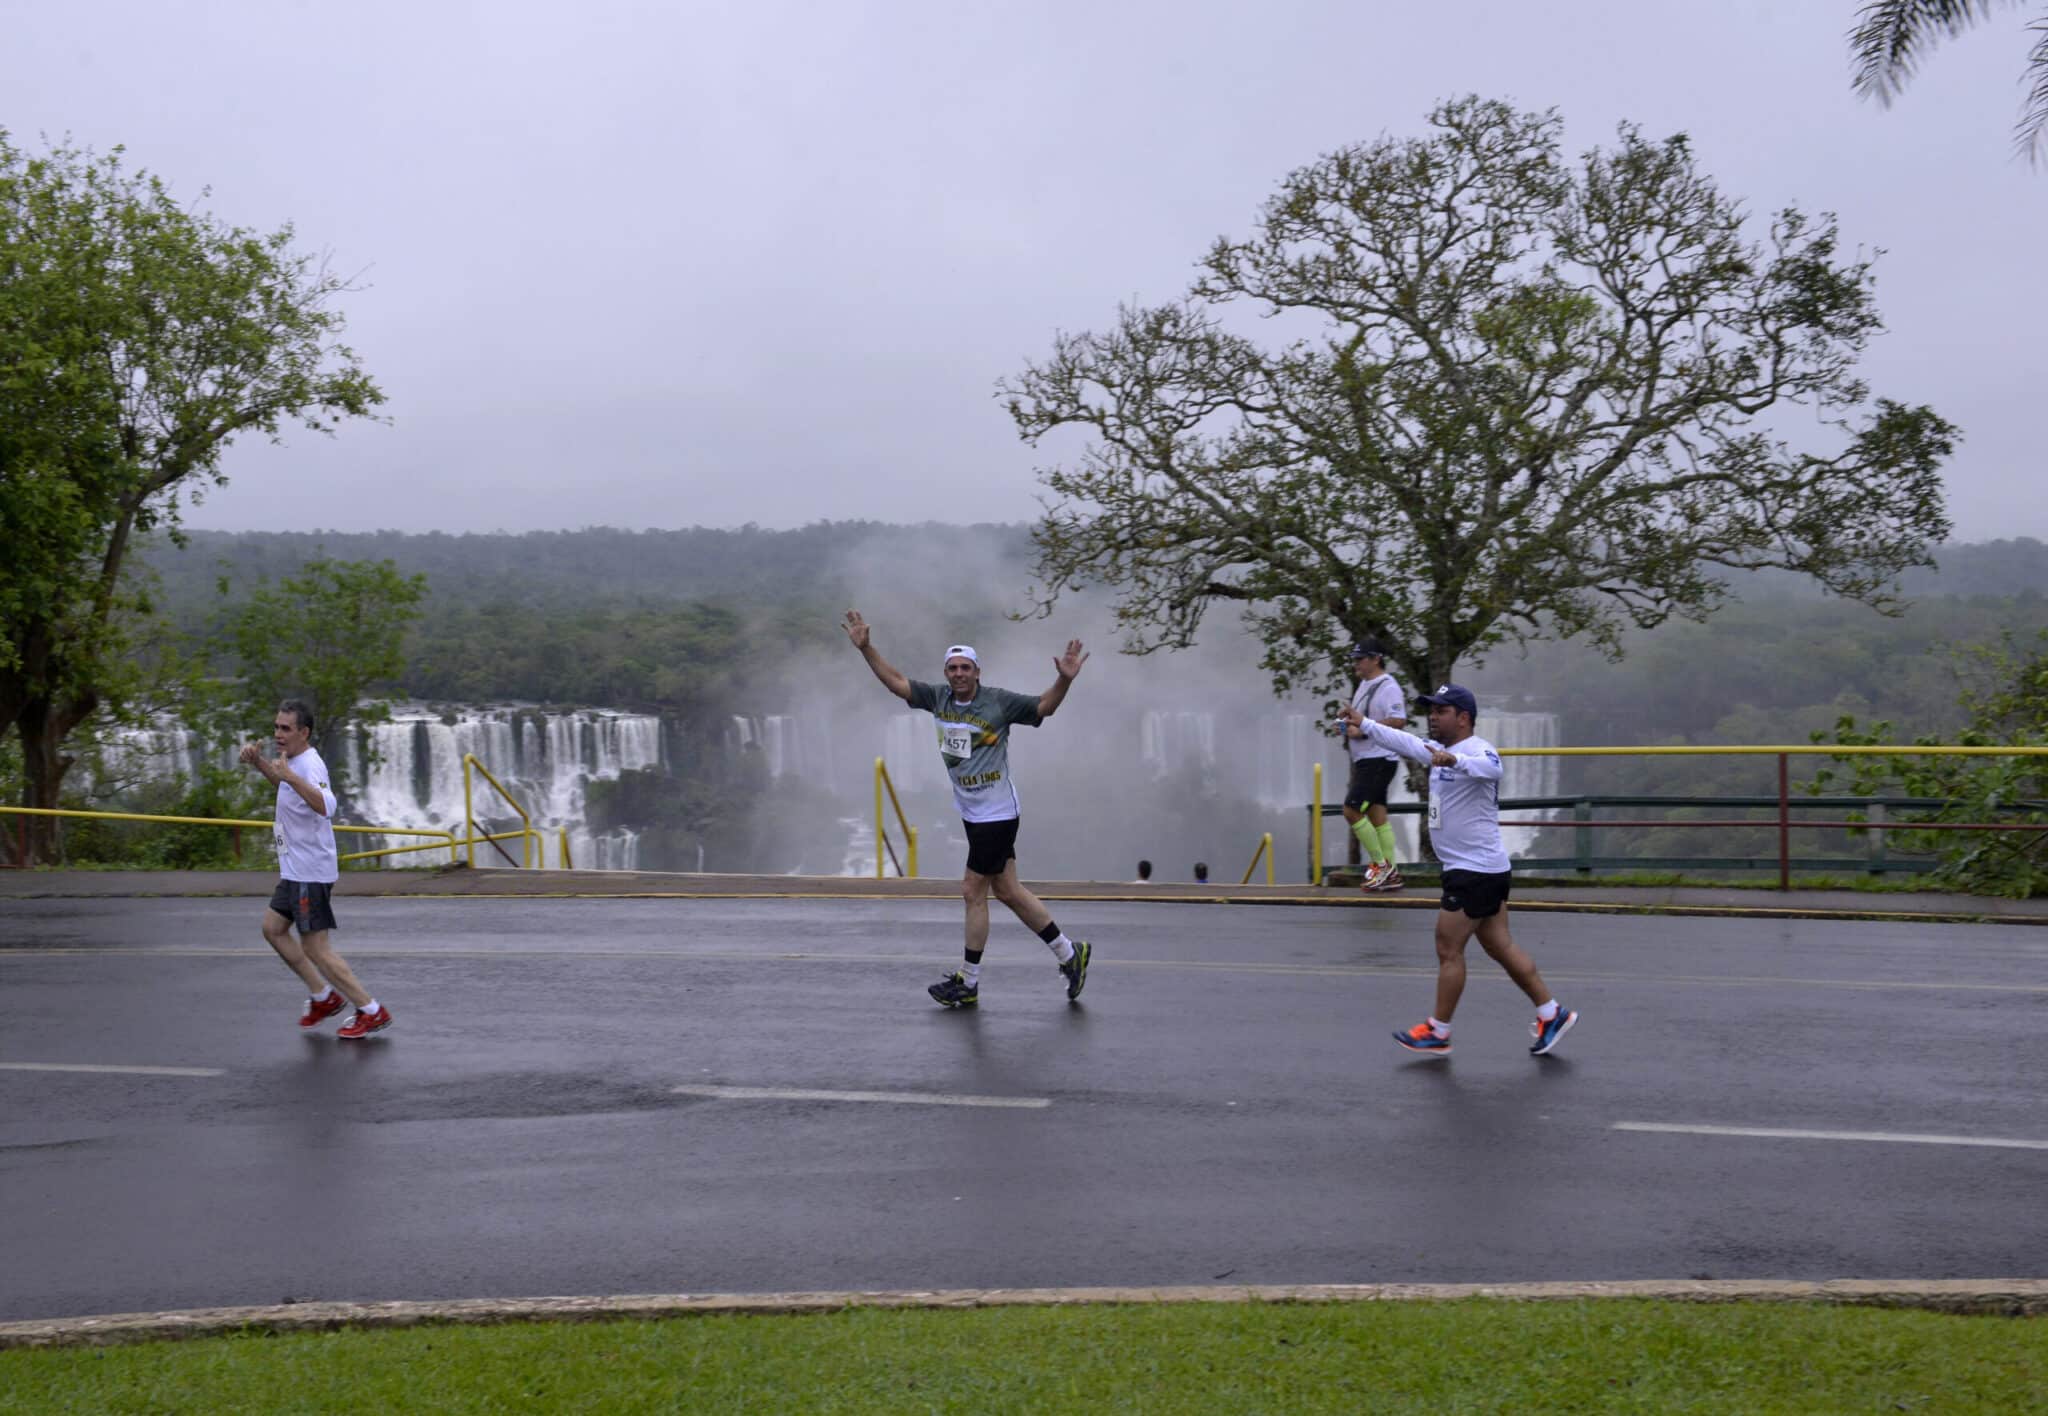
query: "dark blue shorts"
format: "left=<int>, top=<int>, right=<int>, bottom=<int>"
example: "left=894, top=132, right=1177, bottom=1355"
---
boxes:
left=269, top=878, right=338, bottom=934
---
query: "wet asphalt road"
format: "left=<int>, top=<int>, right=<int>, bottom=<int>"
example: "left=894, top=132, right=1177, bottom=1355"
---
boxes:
left=1, top=895, right=2045, bottom=1322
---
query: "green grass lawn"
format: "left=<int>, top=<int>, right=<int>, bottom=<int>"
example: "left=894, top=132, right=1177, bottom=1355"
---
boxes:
left=4, top=1299, right=2041, bottom=1414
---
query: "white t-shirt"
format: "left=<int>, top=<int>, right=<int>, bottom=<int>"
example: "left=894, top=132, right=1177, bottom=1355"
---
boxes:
left=273, top=746, right=340, bottom=884
left=1346, top=673, right=1407, bottom=763
left=1351, top=723, right=1511, bottom=874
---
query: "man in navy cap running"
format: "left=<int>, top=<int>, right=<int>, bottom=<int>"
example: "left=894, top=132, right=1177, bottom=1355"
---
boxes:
left=1342, top=683, right=1578, bottom=1058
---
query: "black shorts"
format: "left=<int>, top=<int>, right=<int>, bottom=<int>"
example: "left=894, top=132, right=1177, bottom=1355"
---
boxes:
left=1440, top=868, right=1512, bottom=920
left=963, top=817, right=1020, bottom=877
left=269, top=878, right=338, bottom=934
left=1344, top=757, right=1399, bottom=811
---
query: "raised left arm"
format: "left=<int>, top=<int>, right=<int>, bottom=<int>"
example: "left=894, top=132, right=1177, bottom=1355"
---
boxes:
left=1037, top=638, right=1089, bottom=719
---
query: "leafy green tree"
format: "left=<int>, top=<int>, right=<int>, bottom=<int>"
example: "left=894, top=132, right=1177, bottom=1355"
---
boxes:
left=0, top=132, right=383, bottom=862
left=213, top=558, right=428, bottom=790
left=1004, top=97, right=1956, bottom=707
left=1849, top=1, right=2048, bottom=161
left=1813, top=632, right=2048, bottom=896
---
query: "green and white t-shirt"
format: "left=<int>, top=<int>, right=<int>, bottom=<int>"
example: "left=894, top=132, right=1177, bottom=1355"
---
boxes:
left=905, top=680, right=1044, bottom=822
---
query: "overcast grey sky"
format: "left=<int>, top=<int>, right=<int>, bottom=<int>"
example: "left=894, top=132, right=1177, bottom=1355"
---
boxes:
left=6, top=0, right=2043, bottom=539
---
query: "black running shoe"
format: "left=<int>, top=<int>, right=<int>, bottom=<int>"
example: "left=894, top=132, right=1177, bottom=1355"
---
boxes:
left=1059, top=939, right=1091, bottom=1001
left=927, top=971, right=979, bottom=1009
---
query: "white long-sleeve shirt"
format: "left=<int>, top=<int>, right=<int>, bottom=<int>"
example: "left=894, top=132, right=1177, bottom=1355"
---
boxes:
left=1351, top=722, right=1512, bottom=874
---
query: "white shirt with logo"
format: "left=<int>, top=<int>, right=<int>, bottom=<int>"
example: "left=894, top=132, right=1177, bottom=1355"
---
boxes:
left=1346, top=673, right=1407, bottom=763
left=1350, top=722, right=1511, bottom=874
left=273, top=746, right=340, bottom=883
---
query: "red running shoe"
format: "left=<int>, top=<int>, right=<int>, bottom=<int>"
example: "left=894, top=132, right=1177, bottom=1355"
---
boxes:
left=299, top=991, right=348, bottom=1028
left=337, top=1005, right=393, bottom=1040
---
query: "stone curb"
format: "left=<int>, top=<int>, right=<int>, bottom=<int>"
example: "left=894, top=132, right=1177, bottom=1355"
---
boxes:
left=4, top=1279, right=2043, bottom=1350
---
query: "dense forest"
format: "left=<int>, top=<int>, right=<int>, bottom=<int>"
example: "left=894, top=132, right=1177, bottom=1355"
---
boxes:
left=137, top=525, right=2048, bottom=744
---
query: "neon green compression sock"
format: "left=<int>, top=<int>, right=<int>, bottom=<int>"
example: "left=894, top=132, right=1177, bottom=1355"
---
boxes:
left=1375, top=822, right=1399, bottom=867
left=1352, top=816, right=1389, bottom=864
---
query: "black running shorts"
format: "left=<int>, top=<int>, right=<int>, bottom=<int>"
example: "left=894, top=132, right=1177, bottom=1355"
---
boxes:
left=963, top=817, right=1021, bottom=877
left=1439, top=868, right=1512, bottom=920
left=269, top=878, right=338, bottom=934
left=1344, top=757, right=1399, bottom=811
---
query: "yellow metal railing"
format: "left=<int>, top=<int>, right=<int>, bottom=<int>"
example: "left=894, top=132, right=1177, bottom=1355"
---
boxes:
left=0, top=805, right=459, bottom=866
left=5, top=750, right=567, bottom=871
left=1310, top=762, right=1324, bottom=886
left=462, top=753, right=543, bottom=868
left=873, top=757, right=919, bottom=879
left=1240, top=832, right=1275, bottom=886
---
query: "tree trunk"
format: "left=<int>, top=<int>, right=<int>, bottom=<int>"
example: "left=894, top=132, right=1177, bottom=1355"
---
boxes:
left=14, top=690, right=97, bottom=866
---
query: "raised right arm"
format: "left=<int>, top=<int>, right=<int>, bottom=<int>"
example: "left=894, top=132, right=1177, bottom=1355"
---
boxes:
left=843, top=609, right=912, bottom=702
left=1350, top=717, right=1438, bottom=767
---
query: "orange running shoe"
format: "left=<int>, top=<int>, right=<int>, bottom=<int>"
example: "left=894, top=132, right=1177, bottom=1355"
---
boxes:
left=1392, top=1019, right=1451, bottom=1055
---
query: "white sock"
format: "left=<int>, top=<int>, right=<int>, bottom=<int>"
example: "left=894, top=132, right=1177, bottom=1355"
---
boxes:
left=962, top=962, right=980, bottom=986
left=310, top=986, right=335, bottom=1002
left=1051, top=936, right=1074, bottom=962
left=1536, top=1000, right=1559, bottom=1022
left=361, top=999, right=380, bottom=1015
left=1428, top=1017, right=1451, bottom=1039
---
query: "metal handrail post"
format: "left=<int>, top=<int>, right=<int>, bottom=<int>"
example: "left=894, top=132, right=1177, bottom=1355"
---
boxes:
left=874, top=757, right=885, bottom=880
left=464, top=757, right=477, bottom=867
left=1777, top=753, right=1791, bottom=891
left=1311, top=762, right=1323, bottom=885
left=1574, top=799, right=1593, bottom=877
left=559, top=826, right=572, bottom=870
left=1867, top=801, right=1887, bottom=876
left=907, top=825, right=918, bottom=879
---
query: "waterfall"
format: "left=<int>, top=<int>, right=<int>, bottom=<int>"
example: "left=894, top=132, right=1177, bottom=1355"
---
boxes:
left=342, top=704, right=663, bottom=869
left=1369, top=709, right=1562, bottom=861
left=1255, top=712, right=1330, bottom=808
left=881, top=711, right=947, bottom=794
left=1140, top=710, right=1216, bottom=779
left=729, top=714, right=821, bottom=780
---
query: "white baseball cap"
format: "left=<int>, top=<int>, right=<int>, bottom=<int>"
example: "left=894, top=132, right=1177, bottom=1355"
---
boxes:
left=943, top=644, right=979, bottom=667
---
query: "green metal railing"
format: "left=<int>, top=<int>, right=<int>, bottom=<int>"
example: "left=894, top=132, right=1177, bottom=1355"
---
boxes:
left=1309, top=745, right=2048, bottom=888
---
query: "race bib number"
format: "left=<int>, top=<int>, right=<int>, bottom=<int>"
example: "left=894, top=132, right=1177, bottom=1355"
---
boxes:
left=1427, top=783, right=1442, bottom=831
left=939, top=722, right=976, bottom=764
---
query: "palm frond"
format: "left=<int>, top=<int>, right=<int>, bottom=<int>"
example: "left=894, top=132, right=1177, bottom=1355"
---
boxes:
left=1849, top=0, right=2019, bottom=103
left=2019, top=17, right=2048, bottom=162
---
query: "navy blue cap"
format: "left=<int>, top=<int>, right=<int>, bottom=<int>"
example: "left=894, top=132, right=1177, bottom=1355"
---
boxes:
left=1348, top=640, right=1386, bottom=662
left=1415, top=683, right=1478, bottom=718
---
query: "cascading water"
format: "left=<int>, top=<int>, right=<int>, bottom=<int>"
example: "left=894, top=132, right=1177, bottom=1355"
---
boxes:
left=344, top=705, right=662, bottom=869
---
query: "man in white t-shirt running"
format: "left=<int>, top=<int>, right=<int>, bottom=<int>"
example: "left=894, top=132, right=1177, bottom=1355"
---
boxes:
left=843, top=611, right=1093, bottom=1009
left=240, top=700, right=392, bottom=1040
left=1343, top=684, right=1577, bottom=1058
left=1335, top=641, right=1408, bottom=892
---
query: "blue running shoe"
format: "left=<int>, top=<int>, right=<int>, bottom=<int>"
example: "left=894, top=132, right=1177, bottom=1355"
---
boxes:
left=1529, top=1005, right=1577, bottom=1056
left=1393, top=1020, right=1451, bottom=1055
left=927, top=972, right=979, bottom=1009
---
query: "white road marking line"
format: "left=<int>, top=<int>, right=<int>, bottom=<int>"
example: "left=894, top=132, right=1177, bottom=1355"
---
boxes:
left=1614, top=1121, right=2048, bottom=1151
left=672, top=1085, right=1049, bottom=1109
left=0, top=1062, right=224, bottom=1078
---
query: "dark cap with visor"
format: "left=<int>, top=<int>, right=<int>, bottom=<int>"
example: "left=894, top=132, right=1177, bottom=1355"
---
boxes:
left=1414, top=683, right=1478, bottom=719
